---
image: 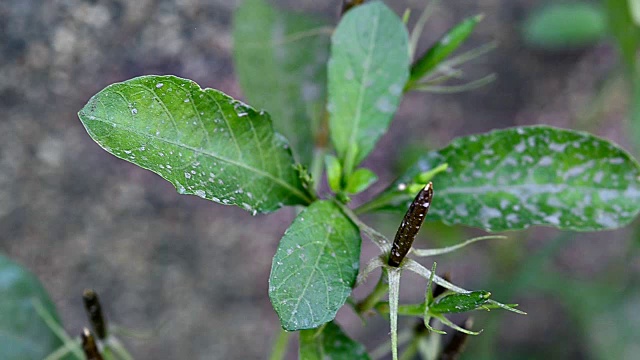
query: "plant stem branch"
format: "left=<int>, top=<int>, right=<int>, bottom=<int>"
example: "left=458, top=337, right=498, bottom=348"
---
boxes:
left=269, top=328, right=290, bottom=360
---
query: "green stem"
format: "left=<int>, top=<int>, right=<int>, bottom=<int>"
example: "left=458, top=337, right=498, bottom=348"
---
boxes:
left=269, top=328, right=290, bottom=360
left=355, top=272, right=389, bottom=314
left=374, top=302, right=424, bottom=317
left=388, top=268, right=402, bottom=360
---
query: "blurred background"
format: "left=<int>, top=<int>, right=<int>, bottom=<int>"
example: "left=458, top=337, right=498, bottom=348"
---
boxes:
left=1, top=0, right=639, bottom=359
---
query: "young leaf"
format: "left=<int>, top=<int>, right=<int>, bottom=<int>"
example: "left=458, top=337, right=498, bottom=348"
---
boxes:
left=363, top=126, right=640, bottom=231
left=523, top=3, right=607, bottom=50
left=326, top=154, right=343, bottom=193
left=429, top=291, right=491, bottom=314
left=78, top=75, right=312, bottom=214
left=328, top=1, right=410, bottom=175
left=407, top=14, right=483, bottom=89
left=269, top=201, right=361, bottom=330
left=345, top=168, right=378, bottom=194
left=0, top=254, right=66, bottom=360
left=299, top=321, right=370, bottom=360
left=233, top=0, right=330, bottom=165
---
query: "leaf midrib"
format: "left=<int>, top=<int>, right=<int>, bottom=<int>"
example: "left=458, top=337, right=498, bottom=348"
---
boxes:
left=82, top=115, right=311, bottom=204
left=286, top=222, right=333, bottom=326
left=439, top=183, right=634, bottom=195
left=344, top=6, right=381, bottom=166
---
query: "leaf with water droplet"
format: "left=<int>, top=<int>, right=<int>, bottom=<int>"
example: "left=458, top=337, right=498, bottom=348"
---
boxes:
left=328, top=1, right=410, bottom=175
left=78, top=75, right=312, bottom=214
left=299, top=321, right=370, bottom=359
left=360, top=126, right=640, bottom=231
left=269, top=201, right=361, bottom=330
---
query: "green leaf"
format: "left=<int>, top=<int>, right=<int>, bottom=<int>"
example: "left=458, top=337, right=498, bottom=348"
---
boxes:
left=0, top=254, right=64, bottom=360
left=328, top=1, right=410, bottom=174
left=345, top=168, right=378, bottom=194
left=299, top=321, right=370, bottom=360
left=407, top=14, right=483, bottom=89
left=78, top=75, right=312, bottom=214
left=233, top=0, right=330, bottom=165
left=523, top=3, right=607, bottom=50
left=366, top=126, right=640, bottom=231
left=326, top=154, right=343, bottom=193
left=429, top=291, right=491, bottom=314
left=269, top=201, right=361, bottom=330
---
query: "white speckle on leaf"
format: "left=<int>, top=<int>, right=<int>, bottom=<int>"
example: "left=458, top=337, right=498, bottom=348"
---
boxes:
left=455, top=204, right=468, bottom=217
left=549, top=142, right=567, bottom=152
left=538, top=156, right=553, bottom=166
left=593, top=171, right=604, bottom=183
left=345, top=67, right=354, bottom=80
left=375, top=97, right=394, bottom=113
left=389, top=83, right=403, bottom=96
left=131, top=108, right=138, bottom=115
left=544, top=214, right=561, bottom=225
left=156, top=83, right=164, bottom=88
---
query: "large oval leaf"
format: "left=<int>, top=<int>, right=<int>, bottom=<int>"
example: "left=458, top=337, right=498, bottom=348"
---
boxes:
left=233, top=0, right=329, bottom=166
left=299, top=321, right=370, bottom=360
left=328, top=1, right=410, bottom=174
left=78, top=75, right=312, bottom=214
left=0, top=254, right=64, bottom=359
left=269, top=201, right=361, bottom=330
left=366, top=126, right=640, bottom=231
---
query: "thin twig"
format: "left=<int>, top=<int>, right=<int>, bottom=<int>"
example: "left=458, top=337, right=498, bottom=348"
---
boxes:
left=83, top=289, right=108, bottom=339
left=412, top=235, right=508, bottom=257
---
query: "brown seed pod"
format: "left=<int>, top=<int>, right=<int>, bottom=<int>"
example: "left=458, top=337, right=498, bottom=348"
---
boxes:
left=388, top=182, right=433, bottom=267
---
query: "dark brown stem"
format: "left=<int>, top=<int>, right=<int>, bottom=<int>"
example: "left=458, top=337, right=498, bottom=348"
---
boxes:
left=81, top=328, right=104, bottom=360
left=83, top=289, right=108, bottom=339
